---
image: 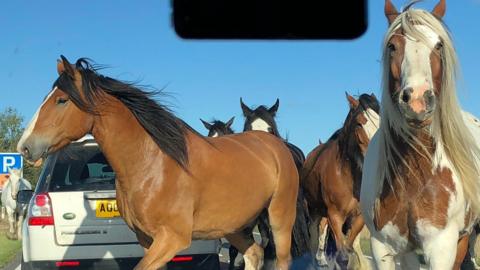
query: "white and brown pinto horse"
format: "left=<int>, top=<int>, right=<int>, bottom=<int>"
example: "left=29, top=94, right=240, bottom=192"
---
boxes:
left=361, top=1, right=480, bottom=269
left=17, top=56, right=299, bottom=270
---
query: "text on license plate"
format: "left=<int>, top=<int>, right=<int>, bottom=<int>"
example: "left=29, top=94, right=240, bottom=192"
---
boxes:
left=95, top=200, right=120, bottom=218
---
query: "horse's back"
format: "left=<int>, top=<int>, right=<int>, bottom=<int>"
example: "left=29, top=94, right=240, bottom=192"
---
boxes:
left=208, top=130, right=294, bottom=162
left=285, top=142, right=305, bottom=169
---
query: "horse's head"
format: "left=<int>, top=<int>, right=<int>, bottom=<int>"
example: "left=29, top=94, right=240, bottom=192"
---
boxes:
left=344, top=93, right=380, bottom=154
left=17, top=56, right=95, bottom=164
left=383, top=0, right=448, bottom=128
left=241, top=98, right=280, bottom=136
left=7, top=168, right=22, bottom=200
left=201, top=117, right=235, bottom=137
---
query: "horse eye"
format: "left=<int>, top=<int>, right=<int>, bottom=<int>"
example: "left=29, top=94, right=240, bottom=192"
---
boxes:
left=56, top=97, right=69, bottom=105
left=387, top=42, right=396, bottom=52
left=435, top=42, right=443, bottom=51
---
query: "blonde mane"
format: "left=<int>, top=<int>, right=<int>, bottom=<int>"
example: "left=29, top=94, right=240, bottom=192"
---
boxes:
left=377, top=7, right=480, bottom=214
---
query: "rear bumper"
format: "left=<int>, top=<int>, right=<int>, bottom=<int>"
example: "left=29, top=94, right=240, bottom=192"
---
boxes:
left=22, top=254, right=220, bottom=270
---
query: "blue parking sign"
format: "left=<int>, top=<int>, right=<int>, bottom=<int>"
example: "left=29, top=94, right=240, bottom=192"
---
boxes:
left=0, top=153, right=23, bottom=174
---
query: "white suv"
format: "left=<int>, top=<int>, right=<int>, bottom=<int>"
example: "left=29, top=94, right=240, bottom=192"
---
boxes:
left=19, top=135, right=221, bottom=270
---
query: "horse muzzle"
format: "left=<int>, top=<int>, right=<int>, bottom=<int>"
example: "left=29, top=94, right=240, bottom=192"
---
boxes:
left=17, top=136, right=49, bottom=164
left=397, top=87, right=436, bottom=127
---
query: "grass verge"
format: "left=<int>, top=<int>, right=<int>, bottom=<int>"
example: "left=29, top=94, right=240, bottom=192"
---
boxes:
left=0, top=231, right=22, bottom=268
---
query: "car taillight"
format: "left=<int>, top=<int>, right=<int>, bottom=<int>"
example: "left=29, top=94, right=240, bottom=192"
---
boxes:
left=56, top=261, right=80, bottom=267
left=171, top=256, right=193, bottom=262
left=29, top=193, right=54, bottom=226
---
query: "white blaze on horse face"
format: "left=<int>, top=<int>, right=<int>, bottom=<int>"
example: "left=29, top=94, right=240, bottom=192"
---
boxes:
left=363, top=108, right=380, bottom=140
left=17, top=87, right=57, bottom=153
left=401, top=25, right=440, bottom=95
left=250, top=118, right=271, bottom=133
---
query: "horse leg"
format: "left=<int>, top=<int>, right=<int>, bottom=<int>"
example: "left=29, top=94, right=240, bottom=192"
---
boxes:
left=17, top=212, right=24, bottom=240
left=352, top=226, right=371, bottom=270
left=468, top=228, right=480, bottom=269
left=370, top=235, right=395, bottom=270
left=307, top=215, right=319, bottom=254
left=133, top=226, right=191, bottom=270
left=6, top=208, right=16, bottom=240
left=421, top=226, right=458, bottom=270
left=257, top=215, right=276, bottom=270
left=229, top=245, right=240, bottom=270
left=226, top=232, right=263, bottom=270
left=328, top=211, right=349, bottom=268
left=345, top=214, right=365, bottom=270
left=314, top=217, right=329, bottom=267
left=267, top=190, right=296, bottom=270
left=453, top=234, right=469, bottom=270
left=1, top=206, right=5, bottom=220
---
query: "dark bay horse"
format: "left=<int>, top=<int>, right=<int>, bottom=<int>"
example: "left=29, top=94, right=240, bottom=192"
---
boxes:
left=240, top=98, right=312, bottom=268
left=361, top=1, right=480, bottom=269
left=17, top=56, right=300, bottom=270
left=302, top=93, right=379, bottom=269
left=201, top=117, right=235, bottom=137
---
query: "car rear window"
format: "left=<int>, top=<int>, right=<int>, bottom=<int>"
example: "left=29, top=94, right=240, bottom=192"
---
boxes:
left=49, top=143, right=115, bottom=192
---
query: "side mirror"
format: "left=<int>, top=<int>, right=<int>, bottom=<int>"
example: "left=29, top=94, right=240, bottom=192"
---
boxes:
left=17, top=190, right=34, bottom=204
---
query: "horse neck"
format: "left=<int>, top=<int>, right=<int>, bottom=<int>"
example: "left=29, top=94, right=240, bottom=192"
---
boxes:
left=90, top=97, right=193, bottom=186
left=92, top=97, right=203, bottom=188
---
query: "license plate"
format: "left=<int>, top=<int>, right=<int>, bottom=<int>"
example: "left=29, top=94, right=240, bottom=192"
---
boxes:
left=95, top=200, right=120, bottom=218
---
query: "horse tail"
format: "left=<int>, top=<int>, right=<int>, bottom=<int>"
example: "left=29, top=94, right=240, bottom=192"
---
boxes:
left=285, top=142, right=315, bottom=266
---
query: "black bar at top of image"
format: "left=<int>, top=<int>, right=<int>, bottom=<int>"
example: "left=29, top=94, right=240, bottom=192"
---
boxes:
left=172, top=0, right=368, bottom=40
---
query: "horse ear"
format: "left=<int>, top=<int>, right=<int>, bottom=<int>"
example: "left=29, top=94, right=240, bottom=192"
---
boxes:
left=226, top=117, right=235, bottom=127
left=385, top=0, right=399, bottom=25
left=269, top=98, right=280, bottom=115
left=57, top=55, right=75, bottom=78
left=346, top=92, right=359, bottom=109
left=240, top=98, right=252, bottom=116
left=432, top=0, right=446, bottom=19
left=200, top=119, right=212, bottom=130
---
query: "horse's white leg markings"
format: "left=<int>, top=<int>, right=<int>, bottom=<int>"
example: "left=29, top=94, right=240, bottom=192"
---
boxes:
left=363, top=108, right=380, bottom=140
left=6, top=208, right=15, bottom=235
left=250, top=118, right=271, bottom=133
left=211, top=132, right=219, bottom=138
left=371, top=235, right=396, bottom=270
left=17, top=88, right=57, bottom=150
left=417, top=221, right=458, bottom=270
left=316, top=223, right=329, bottom=266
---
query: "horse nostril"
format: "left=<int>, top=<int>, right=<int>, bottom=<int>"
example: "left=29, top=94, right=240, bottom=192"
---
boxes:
left=424, top=90, right=435, bottom=107
left=22, top=146, right=30, bottom=158
left=401, top=88, right=413, bottom=103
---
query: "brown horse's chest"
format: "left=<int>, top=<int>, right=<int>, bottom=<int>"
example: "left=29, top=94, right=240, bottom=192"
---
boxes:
left=374, top=162, right=456, bottom=240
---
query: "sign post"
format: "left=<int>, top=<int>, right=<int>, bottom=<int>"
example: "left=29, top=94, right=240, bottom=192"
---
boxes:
left=0, top=153, right=23, bottom=192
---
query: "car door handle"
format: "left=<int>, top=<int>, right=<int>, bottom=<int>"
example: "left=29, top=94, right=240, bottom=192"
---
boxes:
left=84, top=191, right=116, bottom=200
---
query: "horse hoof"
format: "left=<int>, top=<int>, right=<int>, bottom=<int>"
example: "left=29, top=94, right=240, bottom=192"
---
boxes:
left=6, top=233, right=18, bottom=240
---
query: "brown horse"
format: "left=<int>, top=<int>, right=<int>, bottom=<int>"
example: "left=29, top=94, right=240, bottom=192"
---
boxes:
left=302, top=93, right=379, bottom=269
left=361, top=1, right=480, bottom=269
left=17, top=56, right=299, bottom=270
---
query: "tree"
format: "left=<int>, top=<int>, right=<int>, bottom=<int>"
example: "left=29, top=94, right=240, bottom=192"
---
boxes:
left=0, top=107, right=42, bottom=186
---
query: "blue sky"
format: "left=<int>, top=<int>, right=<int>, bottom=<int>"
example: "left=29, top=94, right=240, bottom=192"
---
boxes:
left=1, top=0, right=479, bottom=153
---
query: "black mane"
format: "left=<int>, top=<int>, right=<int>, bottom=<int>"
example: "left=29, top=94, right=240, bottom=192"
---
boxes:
left=243, top=105, right=280, bottom=136
left=337, top=94, right=380, bottom=193
left=54, top=58, right=196, bottom=169
left=303, top=94, right=380, bottom=193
